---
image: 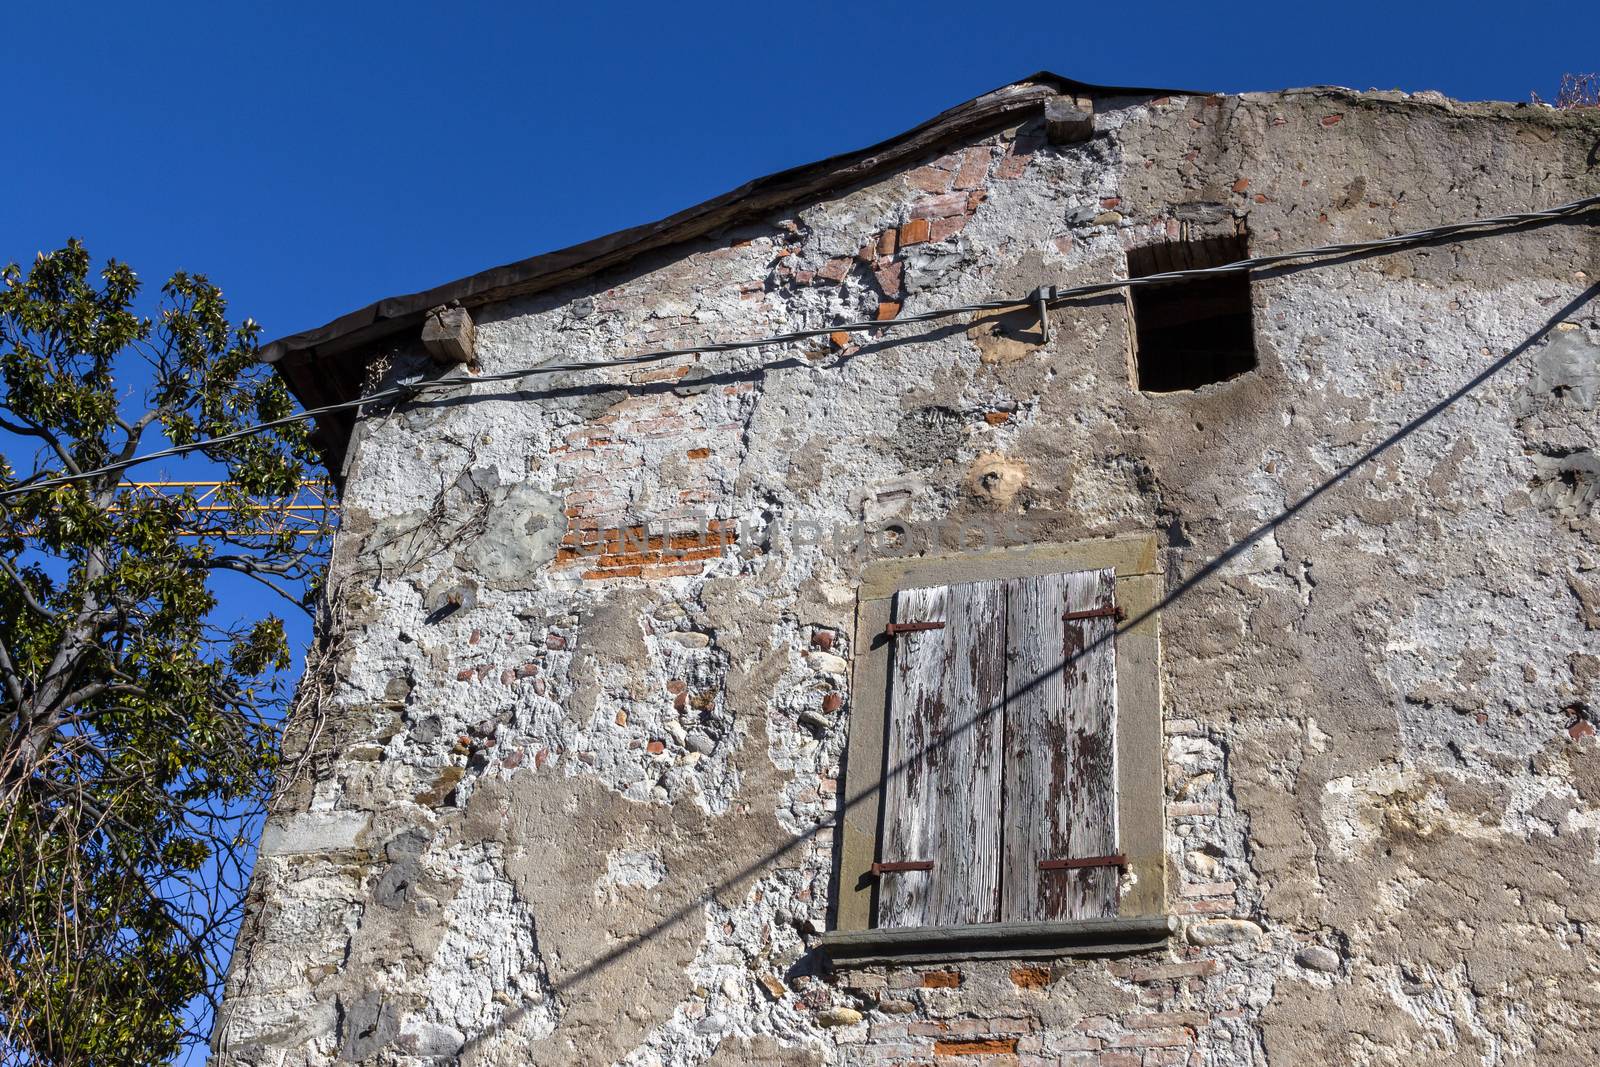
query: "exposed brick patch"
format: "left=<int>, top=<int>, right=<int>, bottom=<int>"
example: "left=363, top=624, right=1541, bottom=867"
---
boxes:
left=952, top=146, right=990, bottom=191
left=558, top=518, right=737, bottom=581
left=907, top=165, right=952, bottom=193
left=928, top=215, right=969, bottom=243
left=1010, top=964, right=1050, bottom=989
left=685, top=447, right=711, bottom=460
left=1004, top=966, right=1056, bottom=991
left=875, top=260, right=904, bottom=298
left=921, top=969, right=962, bottom=988
left=899, top=218, right=931, bottom=246
left=933, top=1037, right=1018, bottom=1056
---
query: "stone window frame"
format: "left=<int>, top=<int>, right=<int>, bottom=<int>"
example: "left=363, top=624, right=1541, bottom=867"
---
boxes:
left=824, top=534, right=1172, bottom=965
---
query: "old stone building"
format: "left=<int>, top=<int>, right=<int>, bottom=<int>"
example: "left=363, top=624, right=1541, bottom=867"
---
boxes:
left=213, top=73, right=1600, bottom=1066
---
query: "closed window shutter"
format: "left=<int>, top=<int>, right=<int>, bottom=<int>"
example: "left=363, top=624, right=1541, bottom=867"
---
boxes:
left=1001, top=567, right=1120, bottom=921
left=877, top=580, right=1006, bottom=928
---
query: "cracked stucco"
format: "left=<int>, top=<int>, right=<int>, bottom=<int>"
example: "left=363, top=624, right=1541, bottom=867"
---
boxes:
left=214, top=86, right=1600, bottom=1066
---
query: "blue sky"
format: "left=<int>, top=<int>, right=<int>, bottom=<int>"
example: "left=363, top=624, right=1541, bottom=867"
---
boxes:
left=1, top=2, right=1591, bottom=1059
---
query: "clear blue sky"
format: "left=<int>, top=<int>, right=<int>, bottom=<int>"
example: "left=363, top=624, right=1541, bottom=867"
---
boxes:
left=3, top=1, right=1593, bottom=356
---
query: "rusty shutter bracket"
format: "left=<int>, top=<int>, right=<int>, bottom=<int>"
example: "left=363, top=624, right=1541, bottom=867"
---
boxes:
left=1062, top=605, right=1123, bottom=622
left=883, top=621, right=947, bottom=637
left=1038, top=853, right=1127, bottom=871
left=871, top=860, right=935, bottom=876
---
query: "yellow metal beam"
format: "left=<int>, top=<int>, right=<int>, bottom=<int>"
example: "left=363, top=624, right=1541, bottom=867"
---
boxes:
left=100, top=481, right=338, bottom=538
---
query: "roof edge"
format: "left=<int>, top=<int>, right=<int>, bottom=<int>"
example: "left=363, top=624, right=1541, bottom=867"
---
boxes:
left=264, top=72, right=1202, bottom=371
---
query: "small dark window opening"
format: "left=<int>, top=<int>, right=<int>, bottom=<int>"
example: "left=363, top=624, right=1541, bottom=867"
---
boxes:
left=1127, top=233, right=1256, bottom=392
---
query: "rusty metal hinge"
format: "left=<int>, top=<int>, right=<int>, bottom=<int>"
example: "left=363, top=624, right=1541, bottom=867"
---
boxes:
left=1038, top=853, right=1127, bottom=871
left=871, top=860, right=935, bottom=876
left=883, top=621, right=946, bottom=637
left=1063, top=605, right=1123, bottom=623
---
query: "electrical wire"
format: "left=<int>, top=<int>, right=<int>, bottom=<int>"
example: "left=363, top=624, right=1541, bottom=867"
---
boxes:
left=4, top=191, right=1599, bottom=503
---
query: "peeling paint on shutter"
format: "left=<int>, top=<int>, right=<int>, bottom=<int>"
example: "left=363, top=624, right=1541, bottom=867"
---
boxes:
left=1001, top=568, right=1120, bottom=921
left=877, top=581, right=1005, bottom=928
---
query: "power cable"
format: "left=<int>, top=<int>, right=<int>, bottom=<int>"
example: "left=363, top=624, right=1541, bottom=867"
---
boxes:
left=3, top=191, right=1598, bottom=503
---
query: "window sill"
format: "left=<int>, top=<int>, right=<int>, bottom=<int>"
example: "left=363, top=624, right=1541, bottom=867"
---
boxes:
left=821, top=915, right=1176, bottom=967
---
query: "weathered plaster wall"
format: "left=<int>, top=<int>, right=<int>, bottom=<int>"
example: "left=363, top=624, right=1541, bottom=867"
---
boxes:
left=214, top=87, right=1600, bottom=1067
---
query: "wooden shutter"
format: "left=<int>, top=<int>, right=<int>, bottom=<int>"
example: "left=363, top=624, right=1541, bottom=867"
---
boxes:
left=1001, top=568, right=1120, bottom=922
left=877, top=580, right=1006, bottom=928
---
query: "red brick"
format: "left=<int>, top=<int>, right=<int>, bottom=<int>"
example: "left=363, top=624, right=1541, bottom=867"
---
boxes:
left=811, top=630, right=835, bottom=651
left=996, top=148, right=1031, bottom=180
left=984, top=411, right=1012, bottom=425
left=876, top=301, right=902, bottom=320
left=830, top=330, right=852, bottom=348
left=928, top=216, right=969, bottom=243
left=921, top=969, right=962, bottom=988
left=1100, top=197, right=1121, bottom=209
left=875, top=260, right=904, bottom=298
left=818, top=257, right=853, bottom=283
left=1232, top=178, right=1250, bottom=193
left=945, top=1018, right=1032, bottom=1036
left=646, top=740, right=666, bottom=755
left=952, top=147, right=990, bottom=190
left=877, top=229, right=897, bottom=256
left=822, top=692, right=843, bottom=713
left=910, top=192, right=968, bottom=219
left=1173, top=899, right=1232, bottom=916
left=582, top=565, right=643, bottom=580
left=1570, top=719, right=1595, bottom=740
left=899, top=218, right=931, bottom=246
left=1322, top=114, right=1343, bottom=126
left=933, top=1037, right=1017, bottom=1056
left=640, top=561, right=707, bottom=579
left=1010, top=964, right=1050, bottom=989
left=685, top=447, right=711, bottom=460
left=633, top=365, right=689, bottom=384
left=907, top=165, right=952, bottom=193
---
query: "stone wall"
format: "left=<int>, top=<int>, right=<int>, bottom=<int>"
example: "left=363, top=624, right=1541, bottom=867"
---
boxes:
left=213, top=86, right=1600, bottom=1066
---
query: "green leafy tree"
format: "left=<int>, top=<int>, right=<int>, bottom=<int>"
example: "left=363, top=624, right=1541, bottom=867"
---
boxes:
left=0, top=241, right=327, bottom=1064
